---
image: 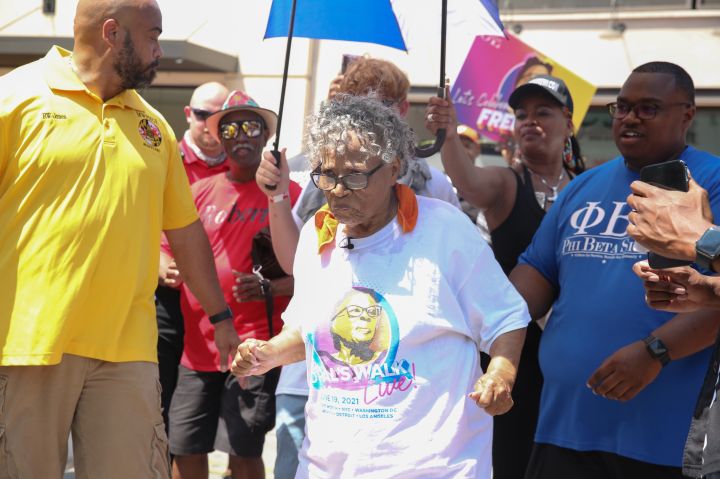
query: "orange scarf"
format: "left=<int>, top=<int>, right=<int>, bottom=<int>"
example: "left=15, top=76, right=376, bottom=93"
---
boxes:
left=314, top=183, right=418, bottom=254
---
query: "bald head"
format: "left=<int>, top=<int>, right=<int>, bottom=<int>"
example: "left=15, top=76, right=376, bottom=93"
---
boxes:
left=74, top=0, right=161, bottom=44
left=190, top=82, right=230, bottom=108
left=185, top=82, right=230, bottom=156
left=72, top=0, right=163, bottom=97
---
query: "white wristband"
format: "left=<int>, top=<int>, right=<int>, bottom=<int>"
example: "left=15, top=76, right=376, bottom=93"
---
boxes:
left=269, top=192, right=290, bottom=203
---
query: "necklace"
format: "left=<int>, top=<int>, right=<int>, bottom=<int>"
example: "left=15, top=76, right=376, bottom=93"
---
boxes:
left=526, top=165, right=565, bottom=203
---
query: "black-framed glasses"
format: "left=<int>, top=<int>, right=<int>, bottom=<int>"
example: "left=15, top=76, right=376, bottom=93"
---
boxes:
left=311, top=163, right=386, bottom=191
left=190, top=107, right=213, bottom=121
left=606, top=101, right=691, bottom=120
left=345, top=304, right=382, bottom=318
left=220, top=120, right=265, bottom=140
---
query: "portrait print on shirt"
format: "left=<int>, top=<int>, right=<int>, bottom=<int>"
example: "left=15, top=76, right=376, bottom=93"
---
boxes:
left=308, top=286, right=416, bottom=418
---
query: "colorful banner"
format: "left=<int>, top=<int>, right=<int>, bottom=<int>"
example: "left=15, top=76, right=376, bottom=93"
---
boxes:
left=452, top=34, right=596, bottom=143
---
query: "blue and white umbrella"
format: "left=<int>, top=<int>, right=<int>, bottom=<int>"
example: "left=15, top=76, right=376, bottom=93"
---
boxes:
left=264, top=0, right=505, bottom=166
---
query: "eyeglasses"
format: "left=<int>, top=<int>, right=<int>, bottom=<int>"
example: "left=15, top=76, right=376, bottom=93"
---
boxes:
left=190, top=107, right=213, bottom=121
left=606, top=101, right=691, bottom=120
left=345, top=304, right=382, bottom=318
left=220, top=120, right=265, bottom=140
left=311, top=163, right=386, bottom=191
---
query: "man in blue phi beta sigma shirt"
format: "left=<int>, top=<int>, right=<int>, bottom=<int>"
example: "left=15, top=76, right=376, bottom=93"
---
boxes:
left=510, top=62, right=720, bottom=479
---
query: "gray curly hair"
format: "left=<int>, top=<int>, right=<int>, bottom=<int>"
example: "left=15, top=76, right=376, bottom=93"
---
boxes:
left=305, top=93, right=415, bottom=177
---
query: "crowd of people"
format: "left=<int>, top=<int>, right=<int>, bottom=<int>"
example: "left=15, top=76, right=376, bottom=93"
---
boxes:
left=2, top=1, right=720, bottom=479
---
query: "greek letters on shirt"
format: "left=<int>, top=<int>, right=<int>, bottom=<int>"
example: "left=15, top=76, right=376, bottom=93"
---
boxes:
left=199, top=203, right=268, bottom=225
left=562, top=201, right=644, bottom=261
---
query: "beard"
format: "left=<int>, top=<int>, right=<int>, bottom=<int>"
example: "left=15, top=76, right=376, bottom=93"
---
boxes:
left=113, top=32, right=159, bottom=90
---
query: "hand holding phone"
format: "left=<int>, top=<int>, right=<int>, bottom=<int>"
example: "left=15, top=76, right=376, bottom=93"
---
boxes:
left=639, top=159, right=689, bottom=193
left=638, top=160, right=693, bottom=269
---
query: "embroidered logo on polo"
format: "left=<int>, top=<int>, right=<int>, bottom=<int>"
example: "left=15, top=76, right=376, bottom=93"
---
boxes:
left=138, top=118, right=162, bottom=148
left=561, top=201, right=644, bottom=261
left=307, top=287, right=416, bottom=420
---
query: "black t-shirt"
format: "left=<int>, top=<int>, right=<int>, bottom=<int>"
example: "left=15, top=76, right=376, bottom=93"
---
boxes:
left=490, top=166, right=546, bottom=275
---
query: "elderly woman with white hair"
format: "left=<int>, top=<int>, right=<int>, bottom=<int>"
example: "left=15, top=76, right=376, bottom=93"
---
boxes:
left=231, top=94, right=530, bottom=478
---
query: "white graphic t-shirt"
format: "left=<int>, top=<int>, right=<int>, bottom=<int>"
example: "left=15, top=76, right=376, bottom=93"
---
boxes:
left=284, top=196, right=530, bottom=479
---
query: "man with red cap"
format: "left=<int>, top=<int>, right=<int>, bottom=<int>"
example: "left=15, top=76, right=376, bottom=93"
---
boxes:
left=163, top=90, right=301, bottom=479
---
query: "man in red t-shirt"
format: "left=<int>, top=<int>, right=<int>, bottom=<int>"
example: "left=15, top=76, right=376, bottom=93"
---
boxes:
left=163, top=90, right=301, bottom=479
left=156, top=81, right=229, bottom=436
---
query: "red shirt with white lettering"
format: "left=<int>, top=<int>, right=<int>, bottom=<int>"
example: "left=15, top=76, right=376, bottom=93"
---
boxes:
left=163, top=173, right=301, bottom=372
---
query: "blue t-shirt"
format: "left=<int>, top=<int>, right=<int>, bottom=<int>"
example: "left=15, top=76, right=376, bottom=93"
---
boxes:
left=519, top=146, right=720, bottom=467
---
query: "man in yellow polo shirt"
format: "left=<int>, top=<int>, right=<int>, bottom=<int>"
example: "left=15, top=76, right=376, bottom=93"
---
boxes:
left=0, top=1, right=239, bottom=477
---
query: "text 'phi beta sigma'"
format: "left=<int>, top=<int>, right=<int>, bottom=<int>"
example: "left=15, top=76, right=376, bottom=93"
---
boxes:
left=562, top=201, right=645, bottom=261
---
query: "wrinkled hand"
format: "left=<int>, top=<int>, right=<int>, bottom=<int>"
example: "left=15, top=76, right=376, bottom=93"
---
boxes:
left=257, top=148, right=290, bottom=198
left=425, top=85, right=457, bottom=136
left=213, top=319, right=241, bottom=372
left=587, top=341, right=661, bottom=402
left=627, top=178, right=713, bottom=261
left=632, top=260, right=719, bottom=313
left=469, top=371, right=514, bottom=416
left=158, top=257, right=183, bottom=288
left=231, top=338, right=279, bottom=378
left=233, top=270, right=266, bottom=302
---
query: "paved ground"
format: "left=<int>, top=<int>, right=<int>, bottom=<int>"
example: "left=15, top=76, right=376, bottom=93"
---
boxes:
left=64, top=428, right=278, bottom=479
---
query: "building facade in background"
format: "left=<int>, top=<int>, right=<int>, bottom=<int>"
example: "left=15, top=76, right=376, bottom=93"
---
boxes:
left=1, top=0, right=718, bottom=167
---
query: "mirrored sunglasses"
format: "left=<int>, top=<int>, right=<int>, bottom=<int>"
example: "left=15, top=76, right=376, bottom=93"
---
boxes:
left=220, top=120, right=265, bottom=140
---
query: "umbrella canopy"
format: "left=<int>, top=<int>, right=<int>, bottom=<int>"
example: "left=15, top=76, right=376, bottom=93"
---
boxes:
left=265, top=0, right=408, bottom=51
left=263, top=0, right=505, bottom=163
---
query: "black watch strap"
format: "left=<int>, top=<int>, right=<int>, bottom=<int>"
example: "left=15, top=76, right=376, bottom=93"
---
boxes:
left=643, top=335, right=670, bottom=367
left=209, top=306, right=233, bottom=325
left=696, top=226, right=720, bottom=272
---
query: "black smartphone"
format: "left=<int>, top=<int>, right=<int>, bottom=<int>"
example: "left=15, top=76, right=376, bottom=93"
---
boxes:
left=341, top=54, right=360, bottom=74
left=639, top=159, right=690, bottom=192
left=638, top=159, right=693, bottom=269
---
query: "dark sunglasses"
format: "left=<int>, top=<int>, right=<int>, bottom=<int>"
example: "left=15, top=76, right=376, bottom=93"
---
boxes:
left=190, top=107, right=214, bottom=121
left=220, top=120, right=265, bottom=140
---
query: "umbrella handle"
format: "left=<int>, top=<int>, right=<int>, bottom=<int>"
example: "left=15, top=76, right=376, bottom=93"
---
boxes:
left=414, top=86, right=446, bottom=158
left=264, top=149, right=282, bottom=191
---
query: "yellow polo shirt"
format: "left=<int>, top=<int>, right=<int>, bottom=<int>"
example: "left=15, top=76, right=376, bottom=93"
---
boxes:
left=0, top=46, right=198, bottom=365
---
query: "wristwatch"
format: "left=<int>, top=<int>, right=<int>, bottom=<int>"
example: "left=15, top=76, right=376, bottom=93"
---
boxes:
left=209, top=307, right=233, bottom=325
left=695, top=225, right=720, bottom=272
left=643, top=335, right=670, bottom=367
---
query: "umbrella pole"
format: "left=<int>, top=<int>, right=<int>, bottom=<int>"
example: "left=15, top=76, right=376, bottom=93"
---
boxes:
left=267, top=0, right=298, bottom=190
left=414, top=0, right=448, bottom=159
left=439, top=0, right=447, bottom=93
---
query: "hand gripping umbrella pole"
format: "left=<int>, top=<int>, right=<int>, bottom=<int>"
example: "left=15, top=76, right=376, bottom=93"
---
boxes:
left=266, top=0, right=447, bottom=187
left=265, top=0, right=298, bottom=191
left=414, top=0, right=448, bottom=158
